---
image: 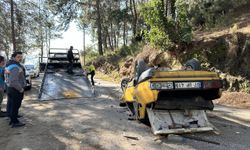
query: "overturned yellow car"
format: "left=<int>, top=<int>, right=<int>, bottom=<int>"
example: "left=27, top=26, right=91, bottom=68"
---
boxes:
left=121, top=59, right=222, bottom=135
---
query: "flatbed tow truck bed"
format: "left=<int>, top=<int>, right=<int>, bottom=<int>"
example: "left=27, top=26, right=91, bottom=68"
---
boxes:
left=38, top=48, right=93, bottom=100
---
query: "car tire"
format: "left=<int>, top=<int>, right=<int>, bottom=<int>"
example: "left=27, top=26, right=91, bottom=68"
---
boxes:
left=185, top=59, right=201, bottom=70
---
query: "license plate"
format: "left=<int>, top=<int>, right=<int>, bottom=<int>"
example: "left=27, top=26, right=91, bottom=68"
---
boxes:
left=161, top=82, right=174, bottom=89
left=175, top=82, right=201, bottom=89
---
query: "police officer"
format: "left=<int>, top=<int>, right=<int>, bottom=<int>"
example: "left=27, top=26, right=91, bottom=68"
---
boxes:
left=6, top=52, right=26, bottom=128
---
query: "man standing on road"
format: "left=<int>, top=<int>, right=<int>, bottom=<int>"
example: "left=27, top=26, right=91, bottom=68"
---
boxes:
left=87, top=63, right=96, bottom=86
left=0, top=56, right=6, bottom=117
left=6, top=53, right=25, bottom=117
left=67, top=46, right=74, bottom=74
left=6, top=52, right=26, bottom=128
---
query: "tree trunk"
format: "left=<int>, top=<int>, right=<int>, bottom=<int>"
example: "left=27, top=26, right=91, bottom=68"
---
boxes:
left=103, top=28, right=108, bottom=51
left=117, top=30, right=120, bottom=48
left=166, top=0, right=170, bottom=17
left=110, top=22, right=114, bottom=50
left=129, top=0, right=137, bottom=36
left=170, top=0, right=176, bottom=19
left=108, top=31, right=113, bottom=51
left=123, top=0, right=128, bottom=46
left=164, top=0, right=169, bottom=17
left=123, top=21, right=126, bottom=46
left=41, top=38, right=43, bottom=64
left=96, top=0, right=103, bottom=55
left=162, top=0, right=166, bottom=16
left=113, top=30, right=117, bottom=49
left=41, top=32, right=44, bottom=63
left=161, top=0, right=164, bottom=16
left=10, top=0, right=16, bottom=52
left=133, top=0, right=137, bottom=36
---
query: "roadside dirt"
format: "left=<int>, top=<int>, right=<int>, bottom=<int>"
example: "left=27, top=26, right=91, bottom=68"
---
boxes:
left=215, top=92, right=250, bottom=109
left=0, top=77, right=250, bottom=150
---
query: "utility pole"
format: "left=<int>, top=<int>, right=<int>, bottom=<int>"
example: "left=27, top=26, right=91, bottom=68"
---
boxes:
left=10, top=0, right=16, bottom=52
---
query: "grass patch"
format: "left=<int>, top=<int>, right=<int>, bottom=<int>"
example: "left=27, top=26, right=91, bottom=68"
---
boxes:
left=95, top=71, right=121, bottom=84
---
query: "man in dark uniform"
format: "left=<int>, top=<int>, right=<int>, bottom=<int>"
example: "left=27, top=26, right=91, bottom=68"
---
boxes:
left=6, top=51, right=26, bottom=128
left=67, top=46, right=74, bottom=74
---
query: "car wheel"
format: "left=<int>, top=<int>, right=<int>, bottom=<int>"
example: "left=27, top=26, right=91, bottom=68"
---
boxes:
left=185, top=59, right=201, bottom=70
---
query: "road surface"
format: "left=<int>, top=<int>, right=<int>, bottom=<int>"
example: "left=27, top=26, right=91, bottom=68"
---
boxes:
left=0, top=76, right=249, bottom=150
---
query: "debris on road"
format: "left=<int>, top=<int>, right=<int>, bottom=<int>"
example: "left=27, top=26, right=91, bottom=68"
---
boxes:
left=181, top=135, right=220, bottom=145
left=123, top=133, right=139, bottom=140
left=123, top=135, right=139, bottom=140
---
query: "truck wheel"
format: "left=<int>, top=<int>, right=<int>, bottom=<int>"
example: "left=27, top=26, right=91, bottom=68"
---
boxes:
left=185, top=59, right=201, bottom=70
left=134, top=59, right=147, bottom=84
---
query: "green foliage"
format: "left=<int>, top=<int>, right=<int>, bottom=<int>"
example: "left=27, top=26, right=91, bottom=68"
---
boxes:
left=119, top=42, right=145, bottom=57
left=82, top=46, right=99, bottom=65
left=140, top=0, right=192, bottom=51
left=140, top=0, right=248, bottom=52
left=186, top=0, right=248, bottom=28
left=181, top=38, right=228, bottom=70
left=145, top=27, right=174, bottom=50
left=175, top=0, right=192, bottom=43
left=0, top=0, right=61, bottom=57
